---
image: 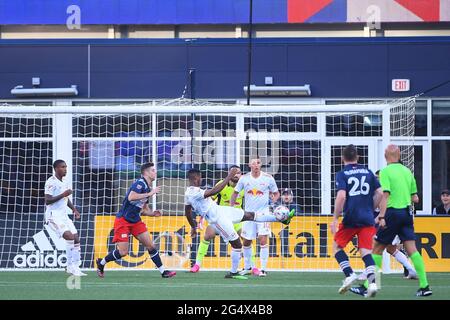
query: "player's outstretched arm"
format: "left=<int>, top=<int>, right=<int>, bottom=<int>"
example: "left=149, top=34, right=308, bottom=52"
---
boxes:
left=45, top=189, right=72, bottom=205
left=204, top=167, right=239, bottom=198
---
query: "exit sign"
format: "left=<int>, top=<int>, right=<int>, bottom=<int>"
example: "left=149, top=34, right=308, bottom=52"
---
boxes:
left=392, top=79, right=410, bottom=92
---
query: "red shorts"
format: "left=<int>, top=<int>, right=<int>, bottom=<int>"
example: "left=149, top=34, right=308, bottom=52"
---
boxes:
left=112, top=217, right=148, bottom=243
left=334, top=223, right=375, bottom=250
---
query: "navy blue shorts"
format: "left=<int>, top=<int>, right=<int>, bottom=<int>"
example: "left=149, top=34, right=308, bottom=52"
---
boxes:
left=374, top=208, right=415, bottom=245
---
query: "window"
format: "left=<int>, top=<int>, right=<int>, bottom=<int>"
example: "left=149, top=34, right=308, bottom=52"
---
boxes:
left=431, top=141, right=450, bottom=209
left=415, top=100, right=427, bottom=136
left=432, top=100, right=450, bottom=136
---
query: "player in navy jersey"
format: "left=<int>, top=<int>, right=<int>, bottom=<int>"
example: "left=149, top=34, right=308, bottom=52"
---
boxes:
left=96, top=162, right=176, bottom=278
left=330, top=145, right=383, bottom=298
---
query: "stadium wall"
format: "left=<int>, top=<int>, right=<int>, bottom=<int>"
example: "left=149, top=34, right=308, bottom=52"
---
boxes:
left=0, top=37, right=449, bottom=99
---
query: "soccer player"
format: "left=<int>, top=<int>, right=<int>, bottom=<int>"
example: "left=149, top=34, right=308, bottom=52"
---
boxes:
left=330, top=145, right=383, bottom=298
left=44, top=159, right=86, bottom=276
left=230, top=158, right=281, bottom=277
left=184, top=167, right=294, bottom=279
left=189, top=165, right=244, bottom=273
left=372, top=144, right=432, bottom=297
left=96, top=162, right=176, bottom=278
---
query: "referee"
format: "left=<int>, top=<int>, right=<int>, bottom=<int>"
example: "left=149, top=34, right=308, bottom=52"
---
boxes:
left=372, top=144, right=432, bottom=297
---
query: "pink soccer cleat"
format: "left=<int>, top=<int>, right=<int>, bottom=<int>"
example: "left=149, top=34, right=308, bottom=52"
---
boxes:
left=251, top=267, right=260, bottom=276
left=190, top=264, right=200, bottom=273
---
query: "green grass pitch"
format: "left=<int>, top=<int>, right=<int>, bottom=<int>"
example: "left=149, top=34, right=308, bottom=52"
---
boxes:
left=0, top=271, right=449, bottom=300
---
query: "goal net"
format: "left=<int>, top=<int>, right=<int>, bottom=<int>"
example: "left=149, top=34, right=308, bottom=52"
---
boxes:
left=0, top=98, right=414, bottom=271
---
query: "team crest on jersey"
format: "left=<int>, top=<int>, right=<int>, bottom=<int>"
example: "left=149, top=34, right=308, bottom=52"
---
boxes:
left=137, top=184, right=142, bottom=190
left=247, top=188, right=264, bottom=196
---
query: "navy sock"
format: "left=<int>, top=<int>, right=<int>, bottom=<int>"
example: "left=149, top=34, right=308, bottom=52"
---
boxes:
left=148, top=248, right=163, bottom=268
left=335, top=250, right=353, bottom=277
left=105, top=249, right=122, bottom=263
left=362, top=254, right=376, bottom=284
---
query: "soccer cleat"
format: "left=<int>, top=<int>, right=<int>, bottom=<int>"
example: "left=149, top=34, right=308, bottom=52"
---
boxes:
left=259, top=270, right=267, bottom=277
left=162, top=270, right=176, bottom=278
left=357, top=273, right=367, bottom=281
left=239, top=268, right=252, bottom=276
left=96, top=258, right=105, bottom=278
left=281, top=209, right=296, bottom=225
left=349, top=286, right=367, bottom=297
left=365, top=283, right=378, bottom=298
left=190, top=264, right=200, bottom=273
left=338, top=273, right=359, bottom=294
left=66, top=264, right=74, bottom=275
left=405, top=271, right=418, bottom=280
left=252, top=267, right=260, bottom=276
left=403, top=266, right=409, bottom=278
left=224, top=272, right=248, bottom=280
left=72, top=266, right=87, bottom=277
left=416, top=286, right=432, bottom=297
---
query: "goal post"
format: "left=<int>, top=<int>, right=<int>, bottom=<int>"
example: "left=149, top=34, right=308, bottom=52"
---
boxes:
left=0, top=98, right=414, bottom=272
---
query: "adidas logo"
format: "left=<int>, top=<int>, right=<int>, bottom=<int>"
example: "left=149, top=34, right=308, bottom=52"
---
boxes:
left=13, top=225, right=68, bottom=268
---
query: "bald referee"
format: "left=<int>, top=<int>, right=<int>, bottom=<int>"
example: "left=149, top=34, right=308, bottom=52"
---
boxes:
left=373, top=144, right=432, bottom=297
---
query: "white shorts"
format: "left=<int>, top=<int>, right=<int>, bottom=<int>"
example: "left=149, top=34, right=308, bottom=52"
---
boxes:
left=209, top=206, right=244, bottom=243
left=241, top=208, right=271, bottom=240
left=45, top=211, right=77, bottom=238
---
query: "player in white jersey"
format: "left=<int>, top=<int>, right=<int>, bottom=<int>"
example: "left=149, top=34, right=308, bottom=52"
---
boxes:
left=184, top=167, right=294, bottom=279
left=44, top=160, right=86, bottom=276
left=230, top=158, right=280, bottom=277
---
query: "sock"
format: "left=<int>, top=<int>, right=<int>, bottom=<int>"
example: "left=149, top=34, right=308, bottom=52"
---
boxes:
left=410, top=251, right=429, bottom=288
left=195, top=240, right=210, bottom=266
left=393, top=250, right=415, bottom=274
left=243, top=245, right=253, bottom=269
left=362, top=254, right=376, bottom=284
left=363, top=254, right=383, bottom=289
left=231, top=248, right=242, bottom=273
left=253, top=212, right=277, bottom=222
left=260, top=244, right=269, bottom=271
left=335, top=250, right=353, bottom=277
left=65, top=240, right=74, bottom=266
left=71, top=243, right=81, bottom=267
left=102, top=249, right=122, bottom=265
left=149, top=248, right=165, bottom=274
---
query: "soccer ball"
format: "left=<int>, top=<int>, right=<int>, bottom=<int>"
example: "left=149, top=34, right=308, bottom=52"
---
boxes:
left=274, top=205, right=290, bottom=221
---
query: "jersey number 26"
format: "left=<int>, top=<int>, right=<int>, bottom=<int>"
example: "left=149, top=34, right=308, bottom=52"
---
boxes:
left=348, top=176, right=370, bottom=196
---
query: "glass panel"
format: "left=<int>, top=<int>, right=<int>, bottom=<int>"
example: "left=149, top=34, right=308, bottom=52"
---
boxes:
left=432, top=100, right=450, bottom=136
left=431, top=140, right=450, bottom=212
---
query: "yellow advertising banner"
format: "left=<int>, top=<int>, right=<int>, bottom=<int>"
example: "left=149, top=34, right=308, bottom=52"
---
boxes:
left=94, top=216, right=450, bottom=272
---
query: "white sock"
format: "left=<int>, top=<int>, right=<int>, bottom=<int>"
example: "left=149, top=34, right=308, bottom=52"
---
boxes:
left=65, top=240, right=74, bottom=266
left=243, top=245, right=253, bottom=269
left=100, top=258, right=107, bottom=265
left=260, top=244, right=269, bottom=271
left=231, top=248, right=242, bottom=273
left=393, top=250, right=415, bottom=273
left=71, top=243, right=81, bottom=267
left=254, top=212, right=277, bottom=223
left=158, top=266, right=165, bottom=274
